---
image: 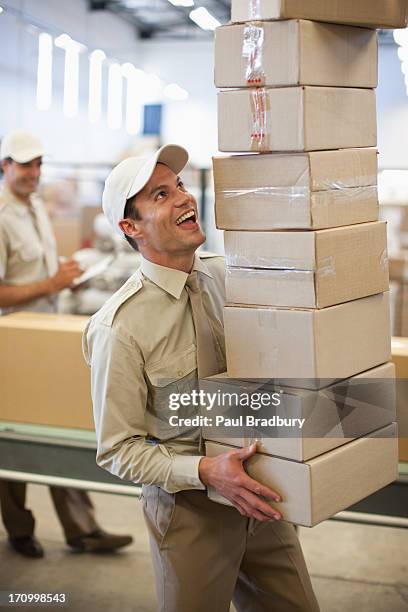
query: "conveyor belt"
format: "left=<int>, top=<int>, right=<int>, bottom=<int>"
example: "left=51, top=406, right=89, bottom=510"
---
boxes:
left=0, top=421, right=407, bottom=526
left=0, top=421, right=140, bottom=496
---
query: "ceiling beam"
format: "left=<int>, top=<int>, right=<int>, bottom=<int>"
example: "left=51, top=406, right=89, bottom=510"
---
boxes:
left=212, top=0, right=231, bottom=11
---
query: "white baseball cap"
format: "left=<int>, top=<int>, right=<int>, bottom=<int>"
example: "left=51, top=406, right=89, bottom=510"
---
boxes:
left=102, top=144, right=189, bottom=237
left=1, top=130, right=45, bottom=163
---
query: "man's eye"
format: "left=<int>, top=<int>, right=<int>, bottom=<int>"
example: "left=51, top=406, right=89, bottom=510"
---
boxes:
left=178, top=182, right=186, bottom=191
left=156, top=190, right=167, bottom=200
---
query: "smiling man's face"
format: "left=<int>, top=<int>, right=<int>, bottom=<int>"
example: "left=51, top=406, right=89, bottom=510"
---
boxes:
left=2, top=157, right=42, bottom=202
left=120, top=163, right=205, bottom=266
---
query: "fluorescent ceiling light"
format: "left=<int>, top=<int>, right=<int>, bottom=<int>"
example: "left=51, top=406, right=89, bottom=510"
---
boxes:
left=189, top=7, right=220, bottom=31
left=164, top=83, right=189, bottom=101
left=168, top=0, right=194, bottom=7
left=107, top=63, right=123, bottom=130
left=394, top=28, right=408, bottom=97
left=88, top=49, right=106, bottom=123
left=394, top=28, right=408, bottom=47
left=36, top=32, right=53, bottom=111
left=0, top=7, right=4, bottom=14
left=55, top=37, right=79, bottom=118
left=55, top=34, right=87, bottom=118
left=55, top=34, right=87, bottom=53
left=398, top=46, right=408, bottom=62
left=122, top=63, right=144, bottom=135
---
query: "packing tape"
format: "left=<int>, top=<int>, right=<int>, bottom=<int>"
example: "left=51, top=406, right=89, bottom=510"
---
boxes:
left=219, top=184, right=377, bottom=202
left=220, top=185, right=310, bottom=200
left=226, top=251, right=315, bottom=269
left=242, top=24, right=265, bottom=85
left=249, top=0, right=261, bottom=19
left=316, top=256, right=336, bottom=278
left=250, top=88, right=268, bottom=151
left=310, top=186, right=378, bottom=219
left=380, top=249, right=389, bottom=272
left=320, top=179, right=378, bottom=190
left=226, top=267, right=314, bottom=282
left=317, top=184, right=378, bottom=198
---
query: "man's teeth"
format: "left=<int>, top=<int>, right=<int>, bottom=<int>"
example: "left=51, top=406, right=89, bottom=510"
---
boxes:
left=176, top=210, right=195, bottom=225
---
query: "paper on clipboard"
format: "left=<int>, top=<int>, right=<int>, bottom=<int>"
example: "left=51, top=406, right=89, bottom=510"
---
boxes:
left=71, top=255, right=115, bottom=287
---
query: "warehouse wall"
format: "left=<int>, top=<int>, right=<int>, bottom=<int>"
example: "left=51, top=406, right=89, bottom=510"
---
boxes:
left=0, top=0, right=142, bottom=164
left=137, top=39, right=217, bottom=169
left=1, top=0, right=408, bottom=171
left=377, top=43, right=408, bottom=169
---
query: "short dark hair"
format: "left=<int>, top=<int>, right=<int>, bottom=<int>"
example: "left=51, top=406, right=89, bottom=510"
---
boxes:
left=123, top=194, right=140, bottom=251
left=0, top=157, right=12, bottom=176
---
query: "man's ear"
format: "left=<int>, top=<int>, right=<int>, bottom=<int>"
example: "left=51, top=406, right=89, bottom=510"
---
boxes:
left=118, top=218, right=144, bottom=244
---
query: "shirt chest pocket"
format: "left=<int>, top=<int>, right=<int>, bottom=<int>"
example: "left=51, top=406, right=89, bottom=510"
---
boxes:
left=145, top=344, right=197, bottom=391
left=144, top=345, right=198, bottom=425
left=14, top=241, right=44, bottom=263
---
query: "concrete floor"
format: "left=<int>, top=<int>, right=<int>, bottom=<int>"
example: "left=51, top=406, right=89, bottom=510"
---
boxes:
left=0, top=484, right=407, bottom=612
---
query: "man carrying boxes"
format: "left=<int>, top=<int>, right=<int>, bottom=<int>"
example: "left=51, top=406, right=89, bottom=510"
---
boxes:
left=84, top=146, right=320, bottom=611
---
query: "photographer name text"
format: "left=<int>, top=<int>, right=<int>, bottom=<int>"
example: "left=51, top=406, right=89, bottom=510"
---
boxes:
left=168, top=415, right=306, bottom=429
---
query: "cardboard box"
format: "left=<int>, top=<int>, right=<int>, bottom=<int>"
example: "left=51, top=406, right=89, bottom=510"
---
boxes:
left=201, top=363, right=396, bottom=461
left=225, top=292, right=391, bottom=381
left=391, top=337, right=408, bottom=461
left=231, top=0, right=408, bottom=29
left=205, top=423, right=398, bottom=527
left=51, top=217, right=82, bottom=257
left=215, top=21, right=377, bottom=89
left=400, top=438, right=408, bottom=462
left=224, top=222, right=389, bottom=309
left=80, top=205, right=102, bottom=245
left=218, top=87, right=377, bottom=153
left=213, top=149, right=379, bottom=231
left=389, top=252, right=408, bottom=282
left=389, top=281, right=408, bottom=337
left=388, top=255, right=408, bottom=336
left=0, top=312, right=94, bottom=430
left=392, top=337, right=408, bottom=376
left=389, top=281, right=402, bottom=337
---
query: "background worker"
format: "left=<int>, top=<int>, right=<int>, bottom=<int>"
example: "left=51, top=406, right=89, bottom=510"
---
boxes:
left=84, top=145, right=319, bottom=612
left=0, top=130, right=133, bottom=558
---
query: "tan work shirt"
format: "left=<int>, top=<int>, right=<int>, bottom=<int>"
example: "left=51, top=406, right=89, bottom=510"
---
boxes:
left=83, top=253, right=226, bottom=494
left=0, top=186, right=58, bottom=314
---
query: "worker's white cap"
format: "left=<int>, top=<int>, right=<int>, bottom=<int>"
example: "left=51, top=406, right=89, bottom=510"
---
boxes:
left=1, top=130, right=45, bottom=163
left=102, top=144, right=189, bottom=237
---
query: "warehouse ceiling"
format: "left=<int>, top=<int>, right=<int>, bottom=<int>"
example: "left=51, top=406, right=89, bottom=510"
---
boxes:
left=89, top=0, right=230, bottom=39
left=89, top=1, right=395, bottom=42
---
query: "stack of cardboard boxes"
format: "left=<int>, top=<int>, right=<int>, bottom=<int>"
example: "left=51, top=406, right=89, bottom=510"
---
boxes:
left=204, top=0, right=408, bottom=526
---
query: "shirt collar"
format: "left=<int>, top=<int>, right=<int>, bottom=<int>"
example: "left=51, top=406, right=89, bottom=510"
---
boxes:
left=1, top=186, right=35, bottom=217
left=140, top=253, right=213, bottom=299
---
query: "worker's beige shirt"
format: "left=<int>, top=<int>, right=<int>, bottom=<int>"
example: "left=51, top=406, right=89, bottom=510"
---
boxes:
left=83, top=253, right=226, bottom=493
left=0, top=186, right=58, bottom=314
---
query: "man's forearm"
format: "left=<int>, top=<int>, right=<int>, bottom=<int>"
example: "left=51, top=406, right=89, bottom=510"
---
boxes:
left=97, top=437, right=205, bottom=494
left=0, top=279, right=53, bottom=308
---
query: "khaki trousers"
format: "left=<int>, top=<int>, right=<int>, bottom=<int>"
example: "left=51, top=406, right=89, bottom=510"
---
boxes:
left=142, top=485, right=320, bottom=612
left=0, top=481, right=99, bottom=541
